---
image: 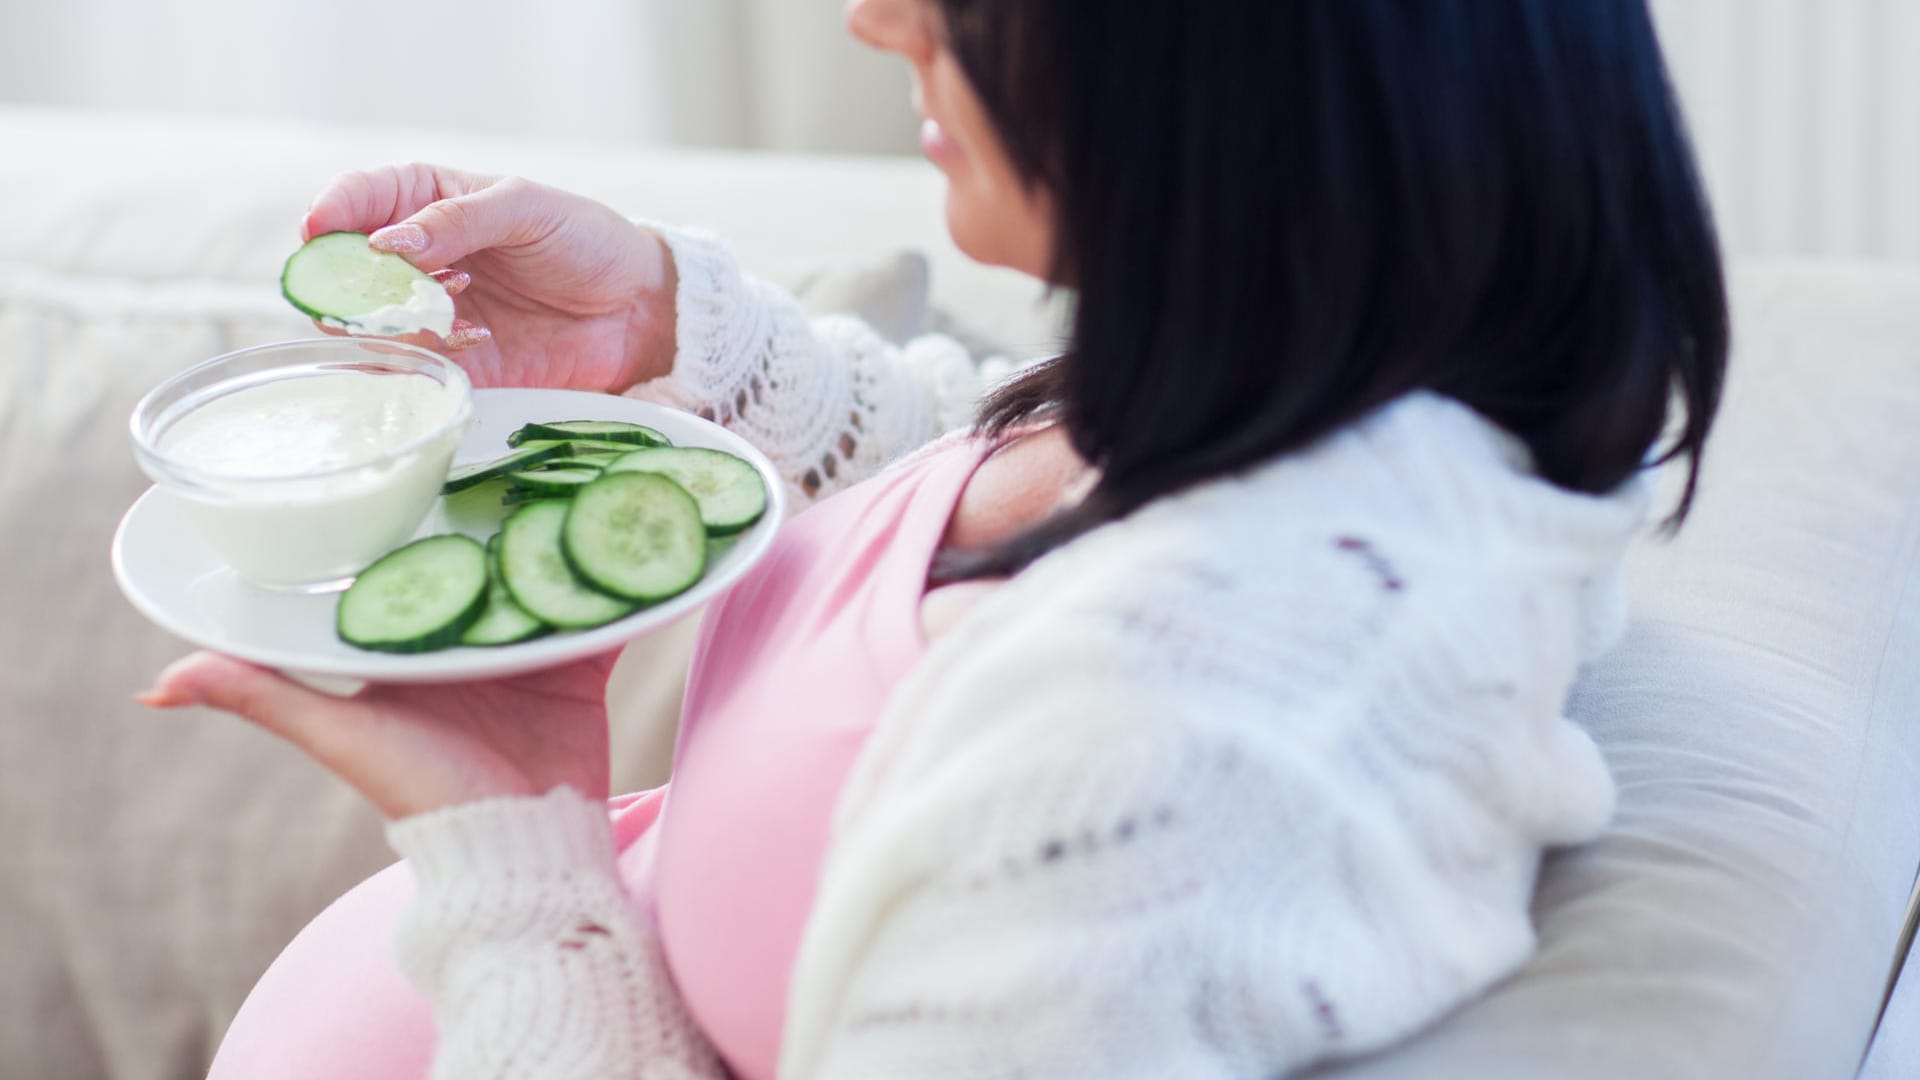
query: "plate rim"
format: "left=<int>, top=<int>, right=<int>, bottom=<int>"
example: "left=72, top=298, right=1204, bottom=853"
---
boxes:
left=111, top=388, right=786, bottom=683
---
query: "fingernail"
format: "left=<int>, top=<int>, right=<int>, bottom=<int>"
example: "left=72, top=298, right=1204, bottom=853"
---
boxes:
left=369, top=223, right=428, bottom=253
left=432, top=268, right=471, bottom=295
left=134, top=688, right=189, bottom=708
left=443, top=323, right=492, bottom=350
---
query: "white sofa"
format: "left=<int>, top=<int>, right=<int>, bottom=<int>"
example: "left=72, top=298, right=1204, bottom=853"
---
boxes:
left=2, top=106, right=1917, bottom=1080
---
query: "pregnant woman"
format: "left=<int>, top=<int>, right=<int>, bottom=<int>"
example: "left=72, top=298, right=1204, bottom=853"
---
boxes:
left=141, top=1, right=1726, bottom=1077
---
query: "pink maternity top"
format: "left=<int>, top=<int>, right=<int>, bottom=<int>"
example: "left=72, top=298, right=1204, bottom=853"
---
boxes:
left=206, top=435, right=1000, bottom=1080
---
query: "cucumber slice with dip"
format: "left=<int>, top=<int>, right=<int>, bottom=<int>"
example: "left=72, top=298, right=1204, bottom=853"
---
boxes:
left=281, top=231, right=456, bottom=338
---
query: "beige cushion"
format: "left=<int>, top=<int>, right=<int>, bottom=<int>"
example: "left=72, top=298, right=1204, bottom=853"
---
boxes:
left=0, top=206, right=935, bottom=1078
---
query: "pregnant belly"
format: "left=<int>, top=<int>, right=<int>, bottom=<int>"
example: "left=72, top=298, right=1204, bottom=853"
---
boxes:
left=206, top=860, right=435, bottom=1080
left=209, top=788, right=669, bottom=1080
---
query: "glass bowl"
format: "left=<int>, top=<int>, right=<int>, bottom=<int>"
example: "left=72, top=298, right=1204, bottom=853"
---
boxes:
left=129, top=338, right=472, bottom=590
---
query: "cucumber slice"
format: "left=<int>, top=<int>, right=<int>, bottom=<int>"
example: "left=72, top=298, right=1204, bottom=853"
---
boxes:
left=565, top=437, right=674, bottom=454
left=523, top=455, right=620, bottom=472
left=336, top=535, right=489, bottom=653
left=507, top=421, right=669, bottom=448
left=441, top=476, right=515, bottom=533
left=442, top=441, right=573, bottom=494
left=604, top=447, right=767, bottom=535
left=497, top=501, right=638, bottom=628
left=281, top=231, right=450, bottom=332
left=507, top=466, right=602, bottom=496
left=459, top=536, right=549, bottom=646
left=561, top=473, right=708, bottom=603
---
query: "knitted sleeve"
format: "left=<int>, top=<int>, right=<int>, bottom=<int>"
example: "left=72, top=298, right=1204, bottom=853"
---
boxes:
left=625, top=223, right=1019, bottom=508
left=385, top=787, right=726, bottom=1080
left=775, top=540, right=1616, bottom=1078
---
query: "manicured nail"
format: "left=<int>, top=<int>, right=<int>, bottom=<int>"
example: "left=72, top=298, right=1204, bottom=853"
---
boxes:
left=431, top=268, right=471, bottom=295
left=443, top=322, right=492, bottom=350
left=369, top=223, right=429, bottom=253
left=134, top=688, right=188, bottom=708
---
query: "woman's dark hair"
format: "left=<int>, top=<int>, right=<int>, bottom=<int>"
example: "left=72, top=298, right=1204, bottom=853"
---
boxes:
left=930, top=0, right=1727, bottom=580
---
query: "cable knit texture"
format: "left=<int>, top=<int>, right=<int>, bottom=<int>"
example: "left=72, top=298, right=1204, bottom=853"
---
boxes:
left=387, top=224, right=1649, bottom=1079
left=388, top=789, right=725, bottom=1080
left=625, top=223, right=1014, bottom=509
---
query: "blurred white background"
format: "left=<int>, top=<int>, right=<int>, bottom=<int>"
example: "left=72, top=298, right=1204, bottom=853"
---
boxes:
left=0, top=0, right=916, bottom=153
left=1, top=0, right=1915, bottom=261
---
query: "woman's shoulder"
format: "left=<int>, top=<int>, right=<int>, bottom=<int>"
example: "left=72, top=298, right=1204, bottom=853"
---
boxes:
left=951, top=490, right=1520, bottom=728
left=858, top=391, right=1645, bottom=799
left=1059, top=390, right=1643, bottom=607
left=1006, top=393, right=1635, bottom=614
left=823, top=402, right=1635, bottom=921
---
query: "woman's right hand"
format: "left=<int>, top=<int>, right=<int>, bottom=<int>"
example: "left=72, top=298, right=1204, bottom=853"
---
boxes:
left=302, top=163, right=679, bottom=394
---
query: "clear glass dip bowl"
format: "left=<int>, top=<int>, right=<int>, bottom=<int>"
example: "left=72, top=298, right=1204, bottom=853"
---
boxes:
left=130, top=338, right=472, bottom=591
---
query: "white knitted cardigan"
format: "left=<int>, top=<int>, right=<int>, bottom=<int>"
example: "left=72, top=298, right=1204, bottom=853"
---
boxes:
left=384, top=225, right=1649, bottom=1080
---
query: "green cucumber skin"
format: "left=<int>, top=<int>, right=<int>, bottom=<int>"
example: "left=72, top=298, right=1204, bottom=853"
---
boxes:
left=506, top=467, right=603, bottom=496
left=560, top=473, right=708, bottom=604
left=563, top=438, right=667, bottom=454
left=336, top=535, right=490, bottom=654
left=442, top=441, right=574, bottom=495
left=507, top=422, right=670, bottom=449
left=524, top=456, right=621, bottom=471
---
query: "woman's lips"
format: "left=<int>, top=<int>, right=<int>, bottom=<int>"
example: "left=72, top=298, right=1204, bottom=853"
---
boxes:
left=920, top=117, right=962, bottom=164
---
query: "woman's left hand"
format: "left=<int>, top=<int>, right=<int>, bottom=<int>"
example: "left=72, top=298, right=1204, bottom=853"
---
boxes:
left=137, top=652, right=618, bottom=820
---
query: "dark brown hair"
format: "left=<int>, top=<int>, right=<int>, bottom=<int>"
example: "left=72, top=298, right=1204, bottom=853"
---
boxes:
left=931, top=0, right=1727, bottom=580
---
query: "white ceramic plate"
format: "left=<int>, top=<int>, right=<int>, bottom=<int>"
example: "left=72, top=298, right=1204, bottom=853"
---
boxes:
left=112, top=388, right=785, bottom=684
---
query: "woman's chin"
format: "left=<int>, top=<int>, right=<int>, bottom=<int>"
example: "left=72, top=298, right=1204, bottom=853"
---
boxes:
left=943, top=185, right=1048, bottom=277
left=942, top=194, right=995, bottom=265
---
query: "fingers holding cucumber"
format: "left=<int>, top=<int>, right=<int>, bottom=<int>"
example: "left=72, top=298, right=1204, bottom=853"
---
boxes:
left=301, top=163, right=541, bottom=272
left=429, top=268, right=473, bottom=296
left=301, top=162, right=464, bottom=245
left=292, top=163, right=678, bottom=393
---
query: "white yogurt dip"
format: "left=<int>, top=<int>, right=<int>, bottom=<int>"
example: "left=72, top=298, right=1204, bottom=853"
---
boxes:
left=156, top=367, right=468, bottom=588
left=319, top=277, right=457, bottom=339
